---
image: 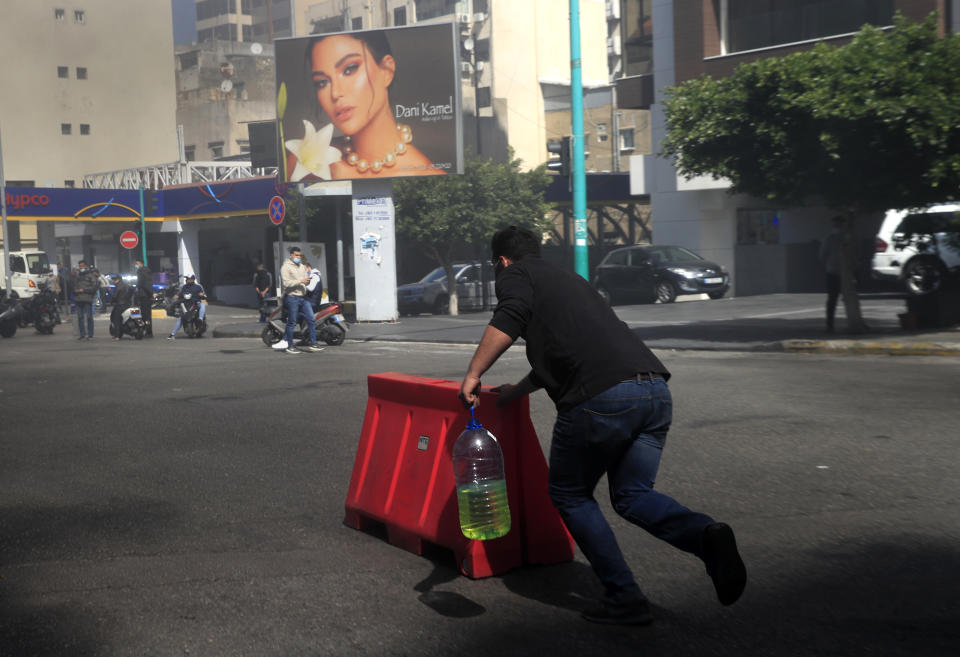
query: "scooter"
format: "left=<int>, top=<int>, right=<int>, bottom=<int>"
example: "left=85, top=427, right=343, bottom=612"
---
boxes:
left=261, top=298, right=347, bottom=347
left=174, top=293, right=207, bottom=338
left=18, top=283, right=60, bottom=334
left=0, top=290, right=23, bottom=338
left=109, top=305, right=146, bottom=340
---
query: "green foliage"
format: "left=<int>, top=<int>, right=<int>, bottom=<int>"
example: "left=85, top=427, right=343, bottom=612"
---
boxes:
left=393, top=151, right=552, bottom=265
left=662, top=12, right=960, bottom=213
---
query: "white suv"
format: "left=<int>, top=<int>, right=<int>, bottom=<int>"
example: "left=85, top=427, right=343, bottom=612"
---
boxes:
left=873, top=203, right=960, bottom=295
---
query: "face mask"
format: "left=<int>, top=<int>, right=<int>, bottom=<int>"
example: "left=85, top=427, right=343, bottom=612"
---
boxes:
left=293, top=257, right=301, bottom=265
left=79, top=267, right=87, bottom=273
left=135, top=265, right=140, bottom=270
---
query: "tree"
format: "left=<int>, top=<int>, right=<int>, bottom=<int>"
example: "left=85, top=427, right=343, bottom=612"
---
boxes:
left=661, top=12, right=960, bottom=332
left=394, top=151, right=551, bottom=314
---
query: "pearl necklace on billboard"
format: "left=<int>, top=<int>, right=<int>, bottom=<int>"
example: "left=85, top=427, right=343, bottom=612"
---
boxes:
left=342, top=123, right=413, bottom=174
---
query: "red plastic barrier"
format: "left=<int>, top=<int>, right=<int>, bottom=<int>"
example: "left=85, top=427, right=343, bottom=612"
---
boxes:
left=343, top=372, right=574, bottom=578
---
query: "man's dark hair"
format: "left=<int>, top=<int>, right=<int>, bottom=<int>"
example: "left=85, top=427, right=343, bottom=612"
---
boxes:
left=289, top=246, right=301, bottom=255
left=491, top=226, right=540, bottom=262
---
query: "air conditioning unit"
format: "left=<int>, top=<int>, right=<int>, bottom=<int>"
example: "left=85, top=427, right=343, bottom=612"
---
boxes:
left=457, top=13, right=471, bottom=25
left=473, top=12, right=486, bottom=23
left=461, top=61, right=472, bottom=74
left=606, top=37, right=621, bottom=56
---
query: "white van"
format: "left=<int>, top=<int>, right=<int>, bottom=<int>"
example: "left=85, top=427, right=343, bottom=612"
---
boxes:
left=1, top=250, right=56, bottom=298
left=872, top=203, right=960, bottom=295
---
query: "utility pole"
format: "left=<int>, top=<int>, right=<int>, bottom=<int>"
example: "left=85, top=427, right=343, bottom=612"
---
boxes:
left=0, top=125, right=10, bottom=294
left=569, top=0, right=588, bottom=279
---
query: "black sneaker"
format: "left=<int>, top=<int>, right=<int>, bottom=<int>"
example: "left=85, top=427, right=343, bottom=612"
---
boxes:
left=581, top=598, right=653, bottom=626
left=284, top=346, right=302, bottom=354
left=702, top=522, right=747, bottom=606
left=166, top=334, right=175, bottom=341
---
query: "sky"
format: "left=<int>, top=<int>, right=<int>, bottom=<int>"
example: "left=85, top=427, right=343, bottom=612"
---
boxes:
left=171, top=0, right=197, bottom=45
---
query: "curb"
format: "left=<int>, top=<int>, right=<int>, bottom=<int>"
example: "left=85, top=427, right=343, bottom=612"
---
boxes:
left=778, top=339, right=960, bottom=356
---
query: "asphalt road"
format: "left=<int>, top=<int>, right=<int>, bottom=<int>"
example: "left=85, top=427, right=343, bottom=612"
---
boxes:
left=1, top=325, right=958, bottom=656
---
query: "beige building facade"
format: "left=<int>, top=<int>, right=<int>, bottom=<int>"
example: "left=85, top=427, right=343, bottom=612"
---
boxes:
left=0, top=0, right=178, bottom=188
left=175, top=41, right=277, bottom=161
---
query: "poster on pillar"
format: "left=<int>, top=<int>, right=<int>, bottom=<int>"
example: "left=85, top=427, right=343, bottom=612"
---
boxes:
left=352, top=180, right=397, bottom=322
left=274, top=22, right=463, bottom=183
left=273, top=241, right=329, bottom=304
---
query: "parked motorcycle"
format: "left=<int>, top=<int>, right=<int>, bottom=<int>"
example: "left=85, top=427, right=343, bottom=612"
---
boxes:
left=173, top=293, right=208, bottom=338
left=261, top=299, right=347, bottom=347
left=154, top=282, right=180, bottom=309
left=109, top=305, right=146, bottom=340
left=0, top=290, right=23, bottom=338
left=18, top=283, right=60, bottom=334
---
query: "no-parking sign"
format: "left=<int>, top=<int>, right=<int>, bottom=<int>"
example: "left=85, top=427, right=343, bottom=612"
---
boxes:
left=269, top=196, right=285, bottom=225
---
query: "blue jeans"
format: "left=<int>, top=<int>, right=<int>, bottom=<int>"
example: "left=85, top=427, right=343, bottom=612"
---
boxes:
left=283, top=295, right=316, bottom=345
left=171, top=302, right=206, bottom=335
left=548, top=376, right=714, bottom=603
left=76, top=301, right=94, bottom=337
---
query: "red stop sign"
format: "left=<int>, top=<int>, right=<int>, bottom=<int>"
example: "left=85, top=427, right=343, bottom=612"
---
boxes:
left=120, top=230, right=139, bottom=249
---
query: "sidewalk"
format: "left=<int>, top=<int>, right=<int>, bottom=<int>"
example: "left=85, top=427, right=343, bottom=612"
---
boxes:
left=209, top=295, right=960, bottom=357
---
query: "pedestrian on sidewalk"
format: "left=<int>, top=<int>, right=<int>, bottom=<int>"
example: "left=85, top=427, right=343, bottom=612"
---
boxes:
left=253, top=263, right=273, bottom=322
left=71, top=260, right=100, bottom=340
left=135, top=259, right=154, bottom=337
left=820, top=215, right=847, bottom=333
left=459, top=226, right=746, bottom=626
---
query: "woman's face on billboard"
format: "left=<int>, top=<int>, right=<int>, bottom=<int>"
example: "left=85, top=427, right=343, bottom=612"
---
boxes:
left=311, top=34, right=395, bottom=137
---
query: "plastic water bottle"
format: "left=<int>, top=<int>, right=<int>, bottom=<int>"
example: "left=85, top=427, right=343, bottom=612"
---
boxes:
left=452, top=408, right=511, bottom=540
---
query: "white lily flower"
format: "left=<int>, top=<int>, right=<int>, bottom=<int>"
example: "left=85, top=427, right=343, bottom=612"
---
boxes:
left=285, top=120, right=341, bottom=181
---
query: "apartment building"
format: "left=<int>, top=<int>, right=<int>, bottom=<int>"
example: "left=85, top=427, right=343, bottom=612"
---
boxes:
left=631, top=0, right=959, bottom=296
left=175, top=40, right=277, bottom=161
left=0, top=0, right=178, bottom=251
left=0, top=1, right=178, bottom=188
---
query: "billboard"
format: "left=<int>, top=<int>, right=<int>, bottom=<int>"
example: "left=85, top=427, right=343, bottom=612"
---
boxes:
left=274, top=23, right=463, bottom=183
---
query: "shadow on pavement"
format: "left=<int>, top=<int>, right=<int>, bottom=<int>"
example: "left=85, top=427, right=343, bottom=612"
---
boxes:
left=0, top=500, right=179, bottom=657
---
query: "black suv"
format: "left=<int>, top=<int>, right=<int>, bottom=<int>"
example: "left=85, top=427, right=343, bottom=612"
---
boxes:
left=592, top=245, right=729, bottom=304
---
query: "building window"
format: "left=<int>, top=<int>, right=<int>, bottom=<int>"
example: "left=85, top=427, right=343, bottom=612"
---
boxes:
left=242, top=24, right=252, bottom=41
left=624, top=0, right=653, bottom=76
left=619, top=128, right=635, bottom=152
left=74, top=10, right=85, bottom=24
left=720, top=0, right=895, bottom=54
left=179, top=51, right=198, bottom=69
left=80, top=124, right=90, bottom=135
left=352, top=16, right=363, bottom=30
left=61, top=123, right=72, bottom=135
left=394, top=7, right=407, bottom=26
left=241, top=0, right=252, bottom=15
left=236, top=139, right=250, bottom=152
left=55, top=8, right=65, bottom=21
left=76, top=67, right=87, bottom=79
left=58, top=66, right=69, bottom=78
left=414, top=0, right=457, bottom=22
left=64, top=180, right=75, bottom=188
left=185, top=145, right=196, bottom=161
left=596, top=123, right=608, bottom=143
left=208, top=141, right=224, bottom=158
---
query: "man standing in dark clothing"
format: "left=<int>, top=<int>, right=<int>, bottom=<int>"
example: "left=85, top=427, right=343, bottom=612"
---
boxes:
left=134, top=259, right=154, bottom=337
left=459, top=226, right=746, bottom=626
left=109, top=274, right=135, bottom=339
left=71, top=260, right=100, bottom=340
left=253, top=263, right=273, bottom=322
